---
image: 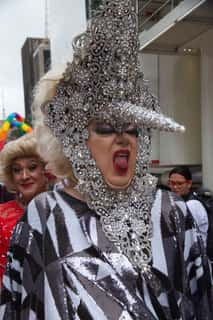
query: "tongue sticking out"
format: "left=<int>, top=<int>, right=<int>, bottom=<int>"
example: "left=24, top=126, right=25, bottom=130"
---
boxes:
left=114, top=156, right=128, bottom=170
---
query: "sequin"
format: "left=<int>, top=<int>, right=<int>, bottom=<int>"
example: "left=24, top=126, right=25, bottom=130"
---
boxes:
left=43, top=0, right=183, bottom=274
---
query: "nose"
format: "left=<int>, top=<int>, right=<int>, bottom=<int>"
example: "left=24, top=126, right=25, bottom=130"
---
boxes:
left=22, top=168, right=30, bottom=179
left=115, top=132, right=129, bottom=146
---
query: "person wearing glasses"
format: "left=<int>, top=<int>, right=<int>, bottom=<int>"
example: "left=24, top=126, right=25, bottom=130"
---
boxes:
left=168, top=166, right=208, bottom=246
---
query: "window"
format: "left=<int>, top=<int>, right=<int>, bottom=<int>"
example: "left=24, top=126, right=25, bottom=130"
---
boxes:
left=85, top=0, right=103, bottom=20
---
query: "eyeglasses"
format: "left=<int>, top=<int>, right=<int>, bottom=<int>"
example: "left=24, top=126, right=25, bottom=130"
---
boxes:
left=168, top=180, right=188, bottom=187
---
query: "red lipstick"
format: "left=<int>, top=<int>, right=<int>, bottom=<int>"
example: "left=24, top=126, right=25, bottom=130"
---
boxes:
left=20, top=183, right=34, bottom=189
left=113, top=149, right=129, bottom=175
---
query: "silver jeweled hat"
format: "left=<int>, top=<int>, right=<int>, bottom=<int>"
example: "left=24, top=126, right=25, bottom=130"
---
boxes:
left=43, top=0, right=184, bottom=273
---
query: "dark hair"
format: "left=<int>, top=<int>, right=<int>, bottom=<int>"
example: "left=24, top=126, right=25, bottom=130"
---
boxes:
left=169, top=166, right=192, bottom=180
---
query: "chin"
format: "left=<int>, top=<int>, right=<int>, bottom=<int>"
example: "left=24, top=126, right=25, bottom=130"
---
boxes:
left=105, top=177, right=133, bottom=191
left=22, top=189, right=35, bottom=198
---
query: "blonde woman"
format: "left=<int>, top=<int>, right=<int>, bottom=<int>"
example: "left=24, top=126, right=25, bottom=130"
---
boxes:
left=0, top=132, right=49, bottom=284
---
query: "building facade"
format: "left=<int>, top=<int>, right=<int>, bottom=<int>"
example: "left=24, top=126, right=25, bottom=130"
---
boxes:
left=21, top=38, right=51, bottom=120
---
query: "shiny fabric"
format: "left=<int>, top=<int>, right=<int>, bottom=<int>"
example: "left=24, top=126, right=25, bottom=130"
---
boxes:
left=0, top=190, right=212, bottom=319
left=0, top=200, right=23, bottom=285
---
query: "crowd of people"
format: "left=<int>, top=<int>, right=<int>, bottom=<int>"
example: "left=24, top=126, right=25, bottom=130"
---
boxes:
left=0, top=0, right=212, bottom=319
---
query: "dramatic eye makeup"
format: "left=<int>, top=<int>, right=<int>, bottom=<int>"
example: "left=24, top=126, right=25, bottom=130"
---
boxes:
left=11, top=166, right=21, bottom=174
left=93, top=123, right=116, bottom=135
left=125, top=127, right=139, bottom=137
left=11, top=159, right=40, bottom=175
left=92, top=121, right=139, bottom=137
left=28, top=162, right=39, bottom=171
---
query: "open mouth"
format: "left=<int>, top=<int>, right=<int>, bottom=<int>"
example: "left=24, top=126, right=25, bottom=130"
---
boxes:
left=113, top=149, right=130, bottom=174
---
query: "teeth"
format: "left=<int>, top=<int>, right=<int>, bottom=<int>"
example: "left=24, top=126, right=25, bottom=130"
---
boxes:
left=116, top=153, right=128, bottom=157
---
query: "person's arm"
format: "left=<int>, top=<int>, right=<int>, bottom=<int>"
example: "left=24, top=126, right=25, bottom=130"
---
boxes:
left=187, top=199, right=209, bottom=247
left=0, top=197, right=45, bottom=318
left=0, top=193, right=80, bottom=319
left=170, top=193, right=212, bottom=319
left=0, top=226, right=24, bottom=317
left=183, top=204, right=213, bottom=318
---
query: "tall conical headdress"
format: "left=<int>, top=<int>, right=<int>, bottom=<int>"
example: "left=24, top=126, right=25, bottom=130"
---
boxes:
left=43, top=0, right=185, bottom=274
left=44, top=0, right=184, bottom=134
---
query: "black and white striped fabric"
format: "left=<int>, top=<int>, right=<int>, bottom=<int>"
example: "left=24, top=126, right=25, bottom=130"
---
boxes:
left=0, top=189, right=212, bottom=319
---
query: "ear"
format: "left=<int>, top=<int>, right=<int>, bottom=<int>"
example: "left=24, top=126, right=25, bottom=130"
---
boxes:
left=188, top=180, right=193, bottom=189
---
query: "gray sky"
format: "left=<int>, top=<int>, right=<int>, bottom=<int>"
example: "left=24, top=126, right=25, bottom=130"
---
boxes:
left=0, top=0, right=45, bottom=119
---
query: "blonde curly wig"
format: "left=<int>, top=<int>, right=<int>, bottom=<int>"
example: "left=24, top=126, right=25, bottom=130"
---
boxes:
left=0, top=131, right=46, bottom=192
left=32, top=67, right=78, bottom=187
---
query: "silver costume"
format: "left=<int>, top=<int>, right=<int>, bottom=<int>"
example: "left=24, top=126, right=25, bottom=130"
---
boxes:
left=0, top=1, right=212, bottom=319
left=43, top=0, right=183, bottom=272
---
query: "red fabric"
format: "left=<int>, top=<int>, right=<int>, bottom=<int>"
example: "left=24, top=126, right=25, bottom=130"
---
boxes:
left=0, top=139, right=6, bottom=151
left=0, top=200, right=23, bottom=285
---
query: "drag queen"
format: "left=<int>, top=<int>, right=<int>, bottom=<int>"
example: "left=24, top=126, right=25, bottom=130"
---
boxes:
left=0, top=132, right=49, bottom=286
left=0, top=0, right=212, bottom=319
